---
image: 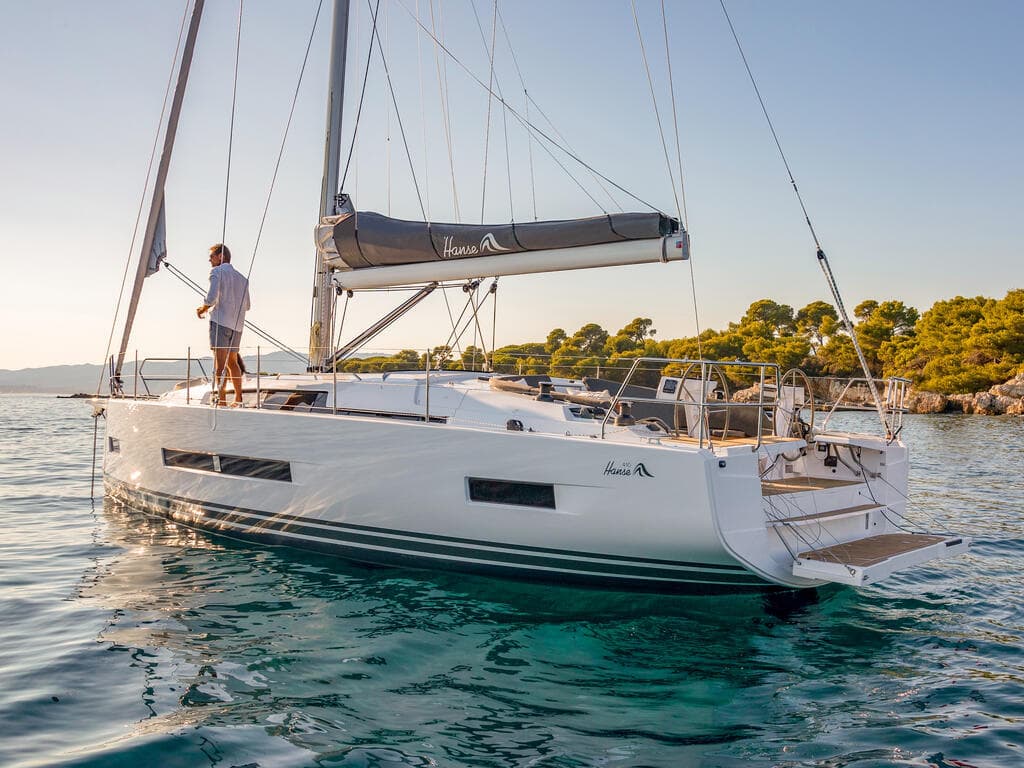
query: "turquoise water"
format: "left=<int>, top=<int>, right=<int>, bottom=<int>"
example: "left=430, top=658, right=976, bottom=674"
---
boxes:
left=1, top=394, right=1021, bottom=767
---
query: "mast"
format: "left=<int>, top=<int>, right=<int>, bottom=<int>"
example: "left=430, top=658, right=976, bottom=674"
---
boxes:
left=310, top=0, right=350, bottom=371
left=113, top=0, right=205, bottom=387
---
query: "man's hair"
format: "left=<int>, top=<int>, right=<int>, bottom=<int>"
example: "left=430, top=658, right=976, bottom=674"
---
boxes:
left=209, top=243, right=232, bottom=262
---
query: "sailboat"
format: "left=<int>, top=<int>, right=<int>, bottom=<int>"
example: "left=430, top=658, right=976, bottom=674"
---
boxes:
left=99, top=0, right=969, bottom=593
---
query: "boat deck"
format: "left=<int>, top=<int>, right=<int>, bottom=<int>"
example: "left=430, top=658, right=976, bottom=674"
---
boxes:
left=761, top=477, right=862, bottom=496
left=798, top=533, right=947, bottom=567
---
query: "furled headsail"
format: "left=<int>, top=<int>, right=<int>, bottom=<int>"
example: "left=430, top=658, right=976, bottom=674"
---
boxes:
left=315, top=194, right=689, bottom=290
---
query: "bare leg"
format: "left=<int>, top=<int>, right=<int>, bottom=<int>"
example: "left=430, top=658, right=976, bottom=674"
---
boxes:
left=213, top=347, right=230, bottom=405
left=227, top=352, right=243, bottom=404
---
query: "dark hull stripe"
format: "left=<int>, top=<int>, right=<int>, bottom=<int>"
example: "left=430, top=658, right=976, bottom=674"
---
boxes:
left=107, top=478, right=747, bottom=572
left=106, top=480, right=770, bottom=591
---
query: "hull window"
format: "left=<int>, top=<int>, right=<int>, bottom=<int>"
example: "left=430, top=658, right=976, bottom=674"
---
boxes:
left=162, top=448, right=291, bottom=482
left=163, top=448, right=216, bottom=472
left=108, top=437, right=120, bottom=453
left=218, top=455, right=292, bottom=482
left=468, top=478, right=556, bottom=509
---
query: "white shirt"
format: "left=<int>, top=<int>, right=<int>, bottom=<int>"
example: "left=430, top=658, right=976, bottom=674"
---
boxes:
left=205, top=262, right=251, bottom=331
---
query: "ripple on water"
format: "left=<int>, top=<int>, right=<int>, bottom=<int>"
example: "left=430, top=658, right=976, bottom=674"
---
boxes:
left=0, top=398, right=1022, bottom=767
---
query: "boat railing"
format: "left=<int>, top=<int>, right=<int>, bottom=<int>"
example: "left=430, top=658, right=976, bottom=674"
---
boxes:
left=110, top=351, right=210, bottom=400
left=599, top=358, right=784, bottom=450
left=814, top=376, right=911, bottom=434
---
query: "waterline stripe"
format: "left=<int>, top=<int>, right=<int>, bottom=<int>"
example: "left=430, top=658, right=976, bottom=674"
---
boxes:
left=108, top=480, right=748, bottom=571
left=107, top=481, right=765, bottom=587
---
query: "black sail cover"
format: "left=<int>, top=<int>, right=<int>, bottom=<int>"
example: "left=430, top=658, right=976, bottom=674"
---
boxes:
left=318, top=194, right=680, bottom=271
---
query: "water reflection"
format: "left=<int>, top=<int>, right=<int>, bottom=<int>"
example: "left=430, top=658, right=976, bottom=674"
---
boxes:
left=70, top=498, right=972, bottom=767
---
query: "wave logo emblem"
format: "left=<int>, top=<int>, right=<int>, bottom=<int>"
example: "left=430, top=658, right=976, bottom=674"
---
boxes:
left=603, top=460, right=655, bottom=478
left=479, top=232, right=510, bottom=253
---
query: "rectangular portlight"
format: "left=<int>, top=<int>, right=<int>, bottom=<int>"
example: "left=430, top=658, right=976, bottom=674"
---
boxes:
left=467, top=477, right=556, bottom=509
left=162, top=448, right=292, bottom=482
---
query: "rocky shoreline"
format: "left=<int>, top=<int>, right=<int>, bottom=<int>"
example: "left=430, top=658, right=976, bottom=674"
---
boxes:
left=905, top=373, right=1024, bottom=415
left=734, top=373, right=1024, bottom=417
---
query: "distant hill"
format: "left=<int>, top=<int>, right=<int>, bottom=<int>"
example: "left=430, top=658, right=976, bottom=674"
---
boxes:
left=0, top=350, right=311, bottom=395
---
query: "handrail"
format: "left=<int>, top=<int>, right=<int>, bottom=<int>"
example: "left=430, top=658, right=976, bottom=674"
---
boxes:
left=138, top=357, right=209, bottom=398
left=817, top=376, right=910, bottom=435
left=599, top=357, right=783, bottom=450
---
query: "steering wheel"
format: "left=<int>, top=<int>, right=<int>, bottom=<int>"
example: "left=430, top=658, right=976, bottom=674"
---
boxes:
left=778, top=368, right=815, bottom=439
left=674, top=362, right=731, bottom=440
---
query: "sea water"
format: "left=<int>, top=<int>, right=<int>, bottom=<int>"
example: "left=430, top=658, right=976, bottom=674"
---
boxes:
left=0, top=394, right=1021, bottom=767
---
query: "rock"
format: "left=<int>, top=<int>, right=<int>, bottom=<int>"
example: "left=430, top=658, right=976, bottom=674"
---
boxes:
left=732, top=385, right=762, bottom=403
left=947, top=394, right=975, bottom=413
left=994, top=395, right=1018, bottom=414
left=905, top=390, right=948, bottom=414
left=1007, top=399, right=1024, bottom=416
left=990, top=373, right=1024, bottom=399
left=972, top=392, right=1001, bottom=415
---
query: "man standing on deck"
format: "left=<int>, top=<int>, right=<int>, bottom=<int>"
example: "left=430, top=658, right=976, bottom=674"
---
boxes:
left=196, top=243, right=250, bottom=405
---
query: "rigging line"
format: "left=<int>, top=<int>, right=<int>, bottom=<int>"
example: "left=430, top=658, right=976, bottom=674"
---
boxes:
left=631, top=0, right=681, bottom=222
left=469, top=286, right=491, bottom=366
left=660, top=0, right=702, bottom=357
left=221, top=0, right=244, bottom=244
left=451, top=290, right=489, bottom=362
left=396, top=0, right=660, bottom=212
left=496, top=7, right=617, bottom=215
left=522, top=90, right=620, bottom=213
left=439, top=287, right=478, bottom=357
left=96, top=0, right=191, bottom=397
left=340, top=0, right=381, bottom=190
left=234, top=0, right=324, bottom=337
left=718, top=0, right=889, bottom=435
left=528, top=126, right=607, bottom=211
left=490, top=279, right=498, bottom=370
left=367, top=0, right=428, bottom=220
left=429, top=0, right=460, bottom=220
left=385, top=0, right=392, bottom=216
left=333, top=290, right=351, bottom=354
left=164, top=262, right=304, bottom=361
left=477, top=0, right=499, bottom=224
left=494, top=9, right=535, bottom=219
left=469, top=0, right=515, bottom=222
left=500, top=89, right=514, bottom=221
left=440, top=285, right=465, bottom=359
left=415, top=0, right=431, bottom=218
left=660, top=0, right=688, bottom=230
left=163, top=261, right=306, bottom=362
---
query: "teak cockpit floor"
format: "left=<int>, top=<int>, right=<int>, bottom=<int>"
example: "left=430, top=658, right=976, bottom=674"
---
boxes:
left=761, top=477, right=862, bottom=496
left=798, top=533, right=946, bottom=567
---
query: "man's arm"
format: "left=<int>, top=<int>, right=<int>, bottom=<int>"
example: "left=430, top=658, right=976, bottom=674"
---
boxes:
left=197, top=270, right=219, bottom=318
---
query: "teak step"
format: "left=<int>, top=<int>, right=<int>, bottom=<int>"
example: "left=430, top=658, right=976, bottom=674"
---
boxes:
left=767, top=503, right=880, bottom=527
left=792, top=533, right=970, bottom=587
left=761, top=477, right=862, bottom=496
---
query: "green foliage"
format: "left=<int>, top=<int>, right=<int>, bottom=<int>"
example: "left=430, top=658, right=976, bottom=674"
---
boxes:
left=882, top=291, right=1024, bottom=393
left=328, top=291, right=1022, bottom=395
left=795, top=300, right=839, bottom=353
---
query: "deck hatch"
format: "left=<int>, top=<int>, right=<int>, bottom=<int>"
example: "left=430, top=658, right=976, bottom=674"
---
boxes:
left=162, top=448, right=291, bottom=482
left=468, top=478, right=556, bottom=509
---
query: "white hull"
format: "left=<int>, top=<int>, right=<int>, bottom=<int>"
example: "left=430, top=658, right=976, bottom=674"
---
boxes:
left=104, top=399, right=766, bottom=592
left=101, top=371, right=968, bottom=593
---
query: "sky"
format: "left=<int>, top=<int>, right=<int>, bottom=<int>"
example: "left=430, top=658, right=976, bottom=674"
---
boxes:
left=0, top=0, right=1021, bottom=370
